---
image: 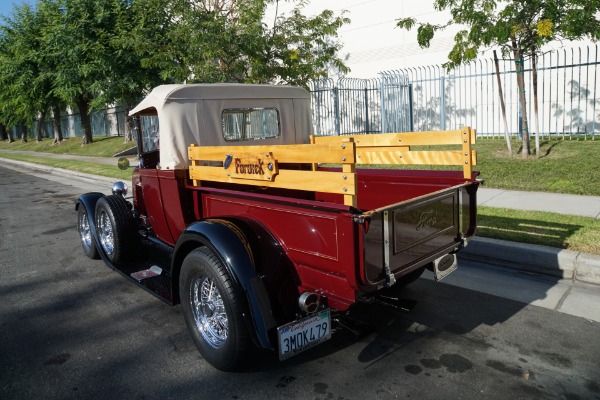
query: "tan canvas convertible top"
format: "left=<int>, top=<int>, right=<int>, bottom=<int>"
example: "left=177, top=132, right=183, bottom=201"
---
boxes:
left=129, top=84, right=313, bottom=170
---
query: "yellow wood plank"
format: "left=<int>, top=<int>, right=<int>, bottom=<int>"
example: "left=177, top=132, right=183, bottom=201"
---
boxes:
left=314, top=129, right=468, bottom=146
left=461, top=127, right=473, bottom=179
left=356, top=150, right=477, bottom=166
left=188, top=142, right=355, bottom=164
left=189, top=166, right=356, bottom=195
left=343, top=158, right=357, bottom=207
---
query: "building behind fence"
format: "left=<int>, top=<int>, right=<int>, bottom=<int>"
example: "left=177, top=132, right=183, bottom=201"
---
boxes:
left=309, top=45, right=599, bottom=139
left=16, top=45, right=599, bottom=141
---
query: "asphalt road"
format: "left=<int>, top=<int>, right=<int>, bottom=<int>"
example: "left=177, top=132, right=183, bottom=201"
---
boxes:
left=1, top=166, right=599, bottom=400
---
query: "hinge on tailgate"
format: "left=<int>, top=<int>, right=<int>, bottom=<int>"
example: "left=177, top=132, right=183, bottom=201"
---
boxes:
left=383, top=211, right=396, bottom=288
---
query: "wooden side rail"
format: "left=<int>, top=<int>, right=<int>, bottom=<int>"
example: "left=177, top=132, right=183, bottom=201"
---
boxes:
left=188, top=139, right=359, bottom=206
left=312, top=127, right=477, bottom=180
left=188, top=127, right=476, bottom=207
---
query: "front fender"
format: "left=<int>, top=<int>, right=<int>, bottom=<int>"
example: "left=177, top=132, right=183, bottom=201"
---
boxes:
left=76, top=192, right=105, bottom=250
left=173, top=219, right=276, bottom=351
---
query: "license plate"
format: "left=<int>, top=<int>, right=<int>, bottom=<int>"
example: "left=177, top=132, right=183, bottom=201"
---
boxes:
left=433, top=253, right=457, bottom=281
left=277, top=309, right=332, bottom=360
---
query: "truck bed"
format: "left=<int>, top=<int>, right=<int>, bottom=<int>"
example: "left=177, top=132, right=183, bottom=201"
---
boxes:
left=187, top=167, right=478, bottom=310
left=184, top=128, right=479, bottom=310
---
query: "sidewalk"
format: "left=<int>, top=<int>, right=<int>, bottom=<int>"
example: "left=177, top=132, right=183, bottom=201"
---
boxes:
left=478, top=187, right=600, bottom=219
left=1, top=149, right=599, bottom=286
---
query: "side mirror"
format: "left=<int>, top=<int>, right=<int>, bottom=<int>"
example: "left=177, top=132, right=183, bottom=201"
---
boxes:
left=117, top=157, right=130, bottom=170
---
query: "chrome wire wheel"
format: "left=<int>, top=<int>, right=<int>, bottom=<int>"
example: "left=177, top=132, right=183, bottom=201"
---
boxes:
left=78, top=208, right=93, bottom=251
left=97, top=209, right=115, bottom=256
left=77, top=205, right=99, bottom=259
left=191, top=275, right=228, bottom=349
left=180, top=247, right=252, bottom=371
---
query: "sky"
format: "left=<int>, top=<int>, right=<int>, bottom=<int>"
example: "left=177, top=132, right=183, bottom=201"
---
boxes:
left=0, top=0, right=35, bottom=19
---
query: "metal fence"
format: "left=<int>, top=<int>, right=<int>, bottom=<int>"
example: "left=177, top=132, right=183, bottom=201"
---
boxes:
left=12, top=106, right=128, bottom=140
left=310, top=44, right=600, bottom=139
left=12, top=44, right=599, bottom=141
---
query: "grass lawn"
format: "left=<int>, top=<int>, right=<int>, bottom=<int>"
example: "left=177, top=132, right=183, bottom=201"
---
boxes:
left=0, top=135, right=135, bottom=157
left=1, top=135, right=599, bottom=254
left=478, top=206, right=600, bottom=255
left=474, top=137, right=600, bottom=196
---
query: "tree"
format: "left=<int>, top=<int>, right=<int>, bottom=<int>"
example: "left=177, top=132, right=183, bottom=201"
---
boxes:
left=135, top=0, right=349, bottom=86
left=397, top=0, right=600, bottom=158
left=0, top=4, right=43, bottom=143
left=97, top=0, right=173, bottom=142
left=42, top=0, right=129, bottom=145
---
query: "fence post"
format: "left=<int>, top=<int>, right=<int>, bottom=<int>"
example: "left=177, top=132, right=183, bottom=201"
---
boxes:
left=440, top=75, right=446, bottom=130
left=364, top=87, right=370, bottom=133
left=333, top=86, right=340, bottom=136
left=379, top=75, right=387, bottom=133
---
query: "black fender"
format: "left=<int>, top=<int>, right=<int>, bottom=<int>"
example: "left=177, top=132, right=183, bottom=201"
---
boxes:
left=75, top=192, right=105, bottom=251
left=173, top=219, right=280, bottom=351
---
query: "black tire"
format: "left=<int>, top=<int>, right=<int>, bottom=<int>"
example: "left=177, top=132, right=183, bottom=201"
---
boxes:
left=395, top=265, right=426, bottom=287
left=95, top=195, right=135, bottom=263
left=179, top=247, right=253, bottom=371
left=77, top=205, right=100, bottom=259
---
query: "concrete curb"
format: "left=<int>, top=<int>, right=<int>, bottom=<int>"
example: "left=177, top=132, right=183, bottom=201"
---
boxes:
left=459, top=236, right=600, bottom=285
left=2, top=155, right=600, bottom=286
left=0, top=156, right=119, bottom=187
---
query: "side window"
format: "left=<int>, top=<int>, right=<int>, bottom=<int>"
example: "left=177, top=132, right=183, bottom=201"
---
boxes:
left=222, top=108, right=280, bottom=141
left=140, top=115, right=160, bottom=153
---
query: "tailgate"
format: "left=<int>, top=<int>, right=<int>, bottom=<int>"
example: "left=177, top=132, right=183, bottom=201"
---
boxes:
left=362, top=182, right=477, bottom=286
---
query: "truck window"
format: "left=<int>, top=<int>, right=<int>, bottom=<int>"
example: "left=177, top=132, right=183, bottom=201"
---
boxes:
left=222, top=108, right=280, bottom=141
left=140, top=115, right=160, bottom=153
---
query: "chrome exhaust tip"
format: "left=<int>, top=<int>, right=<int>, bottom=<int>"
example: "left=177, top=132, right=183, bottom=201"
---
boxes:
left=298, top=292, right=320, bottom=313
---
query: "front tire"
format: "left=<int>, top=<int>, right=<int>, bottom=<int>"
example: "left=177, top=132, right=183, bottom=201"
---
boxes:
left=95, top=195, right=135, bottom=263
left=180, top=248, right=252, bottom=371
left=77, top=205, right=99, bottom=259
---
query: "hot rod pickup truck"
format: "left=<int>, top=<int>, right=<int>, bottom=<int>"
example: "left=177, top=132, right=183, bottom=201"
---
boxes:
left=76, top=84, right=479, bottom=371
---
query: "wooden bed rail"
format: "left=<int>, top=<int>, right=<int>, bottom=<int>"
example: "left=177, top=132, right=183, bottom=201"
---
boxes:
left=188, top=127, right=476, bottom=207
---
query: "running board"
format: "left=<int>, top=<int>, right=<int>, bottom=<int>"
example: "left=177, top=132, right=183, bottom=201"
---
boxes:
left=131, top=265, right=163, bottom=282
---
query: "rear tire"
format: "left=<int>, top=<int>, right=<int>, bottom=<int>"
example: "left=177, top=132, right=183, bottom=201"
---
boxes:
left=95, top=195, right=135, bottom=263
left=77, top=205, right=99, bottom=259
left=180, top=248, right=252, bottom=371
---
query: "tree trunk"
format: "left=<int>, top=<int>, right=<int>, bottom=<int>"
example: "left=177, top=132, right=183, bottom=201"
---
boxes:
left=76, top=95, right=94, bottom=145
left=52, top=105, right=64, bottom=144
left=36, top=110, right=47, bottom=143
left=511, top=36, right=530, bottom=157
left=493, top=50, right=513, bottom=156
left=0, top=123, right=7, bottom=141
left=531, top=50, right=541, bottom=157
left=20, top=123, right=29, bottom=143
left=124, top=106, right=133, bottom=143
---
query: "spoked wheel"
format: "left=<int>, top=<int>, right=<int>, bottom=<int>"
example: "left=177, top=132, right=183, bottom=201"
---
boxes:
left=95, top=195, right=135, bottom=263
left=77, top=205, right=99, bottom=259
left=180, top=248, right=252, bottom=371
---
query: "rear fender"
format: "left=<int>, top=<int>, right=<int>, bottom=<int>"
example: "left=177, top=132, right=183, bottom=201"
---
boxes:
left=173, top=219, right=278, bottom=351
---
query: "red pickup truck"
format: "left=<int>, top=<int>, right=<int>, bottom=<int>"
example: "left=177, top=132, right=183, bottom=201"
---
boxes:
left=76, top=84, right=479, bottom=371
